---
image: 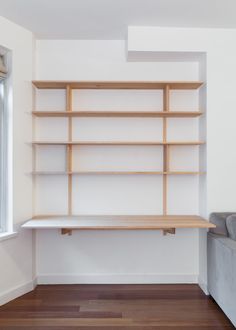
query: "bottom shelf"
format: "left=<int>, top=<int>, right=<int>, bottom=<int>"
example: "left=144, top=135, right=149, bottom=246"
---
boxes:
left=22, top=215, right=215, bottom=231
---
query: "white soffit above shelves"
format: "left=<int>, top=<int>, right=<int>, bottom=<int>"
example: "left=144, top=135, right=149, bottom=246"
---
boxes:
left=127, top=51, right=206, bottom=62
left=0, top=0, right=236, bottom=39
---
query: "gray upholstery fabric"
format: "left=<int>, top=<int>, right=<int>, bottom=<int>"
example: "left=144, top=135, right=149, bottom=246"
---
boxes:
left=209, top=212, right=235, bottom=236
left=226, top=214, right=236, bottom=241
left=208, top=232, right=236, bottom=326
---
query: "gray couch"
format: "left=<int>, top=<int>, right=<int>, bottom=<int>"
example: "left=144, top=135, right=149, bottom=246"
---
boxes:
left=208, top=212, right=236, bottom=327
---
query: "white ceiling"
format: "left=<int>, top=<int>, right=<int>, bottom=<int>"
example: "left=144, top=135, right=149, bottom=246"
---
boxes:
left=0, top=0, right=235, bottom=40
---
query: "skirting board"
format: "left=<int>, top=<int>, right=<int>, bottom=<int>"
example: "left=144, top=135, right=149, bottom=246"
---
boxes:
left=0, top=278, right=37, bottom=306
left=198, top=276, right=209, bottom=295
left=37, top=273, right=198, bottom=285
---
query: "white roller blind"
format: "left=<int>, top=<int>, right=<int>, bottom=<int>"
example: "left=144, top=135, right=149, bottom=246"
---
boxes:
left=0, top=56, right=7, bottom=79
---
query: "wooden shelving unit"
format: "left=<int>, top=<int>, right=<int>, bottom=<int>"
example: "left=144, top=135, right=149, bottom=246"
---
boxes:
left=22, top=80, right=214, bottom=235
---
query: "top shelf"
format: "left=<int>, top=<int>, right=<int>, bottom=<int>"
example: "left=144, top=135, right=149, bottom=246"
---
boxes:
left=32, top=111, right=203, bottom=118
left=32, top=81, right=204, bottom=90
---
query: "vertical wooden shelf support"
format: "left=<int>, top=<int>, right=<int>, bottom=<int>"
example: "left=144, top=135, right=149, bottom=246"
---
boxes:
left=64, top=85, right=73, bottom=235
left=162, top=85, right=173, bottom=235
left=32, top=85, right=36, bottom=217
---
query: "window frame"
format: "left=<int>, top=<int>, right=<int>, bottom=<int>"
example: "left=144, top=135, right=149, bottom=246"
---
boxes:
left=0, top=79, right=7, bottom=233
left=0, top=50, right=13, bottom=236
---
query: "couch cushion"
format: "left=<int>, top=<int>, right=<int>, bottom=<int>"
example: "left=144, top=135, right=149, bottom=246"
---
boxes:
left=209, top=212, right=235, bottom=236
left=226, top=215, right=236, bottom=241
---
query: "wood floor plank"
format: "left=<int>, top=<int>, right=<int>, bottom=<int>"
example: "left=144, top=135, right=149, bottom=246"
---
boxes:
left=0, top=327, right=234, bottom=330
left=0, top=305, right=80, bottom=312
left=0, top=311, right=122, bottom=319
left=0, top=284, right=234, bottom=329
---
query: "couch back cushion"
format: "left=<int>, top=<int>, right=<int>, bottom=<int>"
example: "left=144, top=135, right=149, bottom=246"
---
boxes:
left=209, top=212, right=233, bottom=236
left=226, top=215, right=236, bottom=240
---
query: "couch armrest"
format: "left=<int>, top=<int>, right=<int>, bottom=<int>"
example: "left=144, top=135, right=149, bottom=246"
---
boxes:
left=209, top=212, right=236, bottom=236
left=208, top=233, right=236, bottom=326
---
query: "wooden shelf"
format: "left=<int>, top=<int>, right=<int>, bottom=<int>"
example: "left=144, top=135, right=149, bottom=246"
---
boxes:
left=32, top=111, right=203, bottom=118
left=31, top=171, right=204, bottom=175
left=165, top=171, right=204, bottom=175
left=22, top=215, right=215, bottom=230
left=32, top=141, right=205, bottom=146
left=32, top=171, right=164, bottom=175
left=32, top=81, right=204, bottom=90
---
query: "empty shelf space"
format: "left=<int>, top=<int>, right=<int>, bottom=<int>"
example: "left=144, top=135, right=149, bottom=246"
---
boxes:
left=32, top=111, right=203, bottom=118
left=32, top=81, right=204, bottom=90
left=22, top=215, right=215, bottom=230
left=32, top=141, right=205, bottom=146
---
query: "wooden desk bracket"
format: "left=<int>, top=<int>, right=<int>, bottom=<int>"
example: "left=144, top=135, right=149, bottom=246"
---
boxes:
left=163, top=228, right=176, bottom=235
left=61, top=228, right=72, bottom=235
left=60, top=228, right=176, bottom=236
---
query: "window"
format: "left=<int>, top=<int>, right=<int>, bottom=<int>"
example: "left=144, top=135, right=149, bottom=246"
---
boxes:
left=0, top=52, right=10, bottom=234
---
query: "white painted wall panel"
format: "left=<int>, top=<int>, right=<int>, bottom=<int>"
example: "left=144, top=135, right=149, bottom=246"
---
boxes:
left=0, top=15, right=34, bottom=304
left=35, top=40, right=200, bottom=283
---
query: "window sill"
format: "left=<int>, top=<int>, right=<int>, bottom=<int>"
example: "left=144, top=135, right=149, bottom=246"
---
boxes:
left=0, top=231, right=18, bottom=242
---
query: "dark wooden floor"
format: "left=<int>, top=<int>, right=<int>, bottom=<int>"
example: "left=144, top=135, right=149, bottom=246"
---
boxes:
left=0, top=284, right=234, bottom=329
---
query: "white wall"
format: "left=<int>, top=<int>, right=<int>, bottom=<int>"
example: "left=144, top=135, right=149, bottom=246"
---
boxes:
left=128, top=26, right=236, bottom=290
left=0, top=16, right=34, bottom=304
left=35, top=40, right=201, bottom=284
left=36, top=40, right=199, bottom=81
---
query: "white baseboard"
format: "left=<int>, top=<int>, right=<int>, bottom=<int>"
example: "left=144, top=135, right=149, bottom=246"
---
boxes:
left=198, top=276, right=209, bottom=295
left=0, top=278, right=37, bottom=306
left=37, top=273, right=198, bottom=285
